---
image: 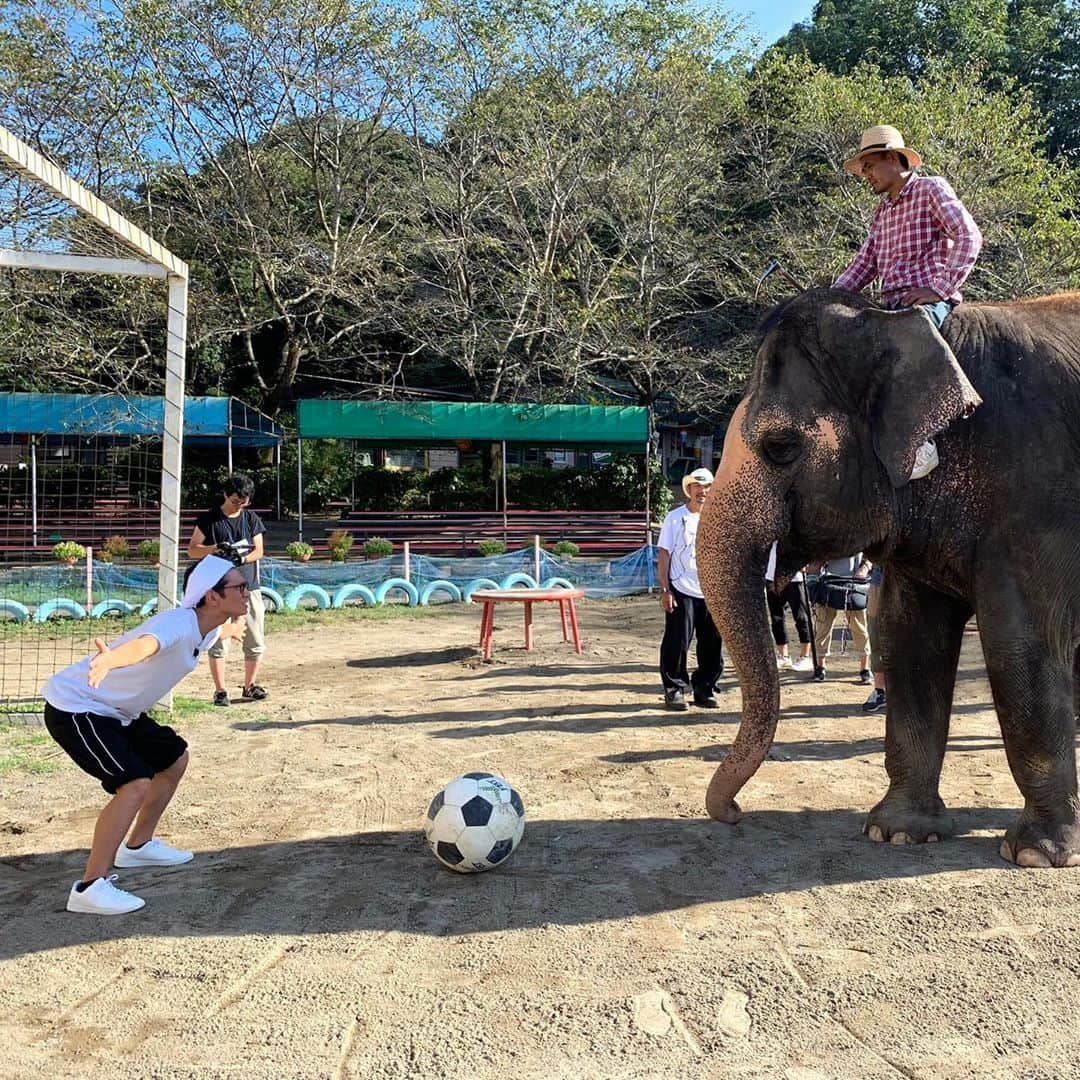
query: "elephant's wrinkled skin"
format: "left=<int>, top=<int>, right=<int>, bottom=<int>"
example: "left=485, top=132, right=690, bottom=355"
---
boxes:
left=698, top=287, right=1080, bottom=867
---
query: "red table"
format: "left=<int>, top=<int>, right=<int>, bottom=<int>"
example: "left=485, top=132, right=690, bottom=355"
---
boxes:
left=472, top=588, right=585, bottom=660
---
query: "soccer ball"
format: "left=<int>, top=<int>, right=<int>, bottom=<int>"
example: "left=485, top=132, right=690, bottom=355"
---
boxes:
left=423, top=772, right=525, bottom=873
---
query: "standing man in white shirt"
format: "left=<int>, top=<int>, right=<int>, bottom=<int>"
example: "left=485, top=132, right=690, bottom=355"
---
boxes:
left=41, top=555, right=248, bottom=915
left=657, top=467, right=724, bottom=711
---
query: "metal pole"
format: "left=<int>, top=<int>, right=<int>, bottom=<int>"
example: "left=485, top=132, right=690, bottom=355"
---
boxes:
left=157, top=273, right=187, bottom=614
left=275, top=440, right=282, bottom=519
left=297, top=437, right=304, bottom=541
left=533, top=534, right=541, bottom=585
left=644, top=437, right=651, bottom=544
left=30, top=437, right=38, bottom=547
left=227, top=433, right=233, bottom=475
left=85, top=545, right=93, bottom=609
left=502, top=440, right=508, bottom=545
left=403, top=541, right=411, bottom=584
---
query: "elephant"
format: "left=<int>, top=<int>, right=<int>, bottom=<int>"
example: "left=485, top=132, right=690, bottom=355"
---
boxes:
left=697, top=287, right=1080, bottom=867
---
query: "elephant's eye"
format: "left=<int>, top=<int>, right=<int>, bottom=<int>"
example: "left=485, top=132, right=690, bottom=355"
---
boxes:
left=760, top=430, right=802, bottom=468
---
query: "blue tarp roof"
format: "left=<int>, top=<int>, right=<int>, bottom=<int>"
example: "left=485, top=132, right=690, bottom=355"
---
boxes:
left=0, top=393, right=283, bottom=446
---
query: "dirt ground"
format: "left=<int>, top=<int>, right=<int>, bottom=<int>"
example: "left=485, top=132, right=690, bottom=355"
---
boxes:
left=1, top=595, right=1078, bottom=1080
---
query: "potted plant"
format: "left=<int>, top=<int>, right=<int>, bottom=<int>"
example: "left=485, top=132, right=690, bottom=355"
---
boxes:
left=476, top=539, right=507, bottom=556
left=137, top=538, right=160, bottom=566
left=286, top=540, right=314, bottom=563
left=99, top=535, right=130, bottom=564
left=328, top=529, right=355, bottom=562
left=53, top=540, right=86, bottom=565
left=551, top=540, right=580, bottom=558
left=362, top=536, right=393, bottom=559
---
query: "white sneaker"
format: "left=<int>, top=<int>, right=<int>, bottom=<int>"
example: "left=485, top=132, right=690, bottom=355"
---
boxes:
left=791, top=656, right=815, bottom=673
left=67, top=874, right=145, bottom=915
left=114, top=837, right=194, bottom=868
left=909, top=438, right=939, bottom=480
left=776, top=655, right=792, bottom=669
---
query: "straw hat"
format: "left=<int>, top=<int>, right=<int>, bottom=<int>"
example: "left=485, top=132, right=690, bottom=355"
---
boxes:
left=681, top=467, right=714, bottom=496
left=843, top=125, right=923, bottom=174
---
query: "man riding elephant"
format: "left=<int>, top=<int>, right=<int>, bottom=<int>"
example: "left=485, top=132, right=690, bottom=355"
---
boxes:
left=696, top=283, right=1080, bottom=869
left=834, top=124, right=983, bottom=480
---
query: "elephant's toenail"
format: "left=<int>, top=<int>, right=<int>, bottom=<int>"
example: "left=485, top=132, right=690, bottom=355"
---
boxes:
left=867, top=825, right=885, bottom=842
left=927, top=833, right=940, bottom=843
left=1016, top=847, right=1053, bottom=868
left=999, top=839, right=1014, bottom=862
left=890, top=831, right=910, bottom=845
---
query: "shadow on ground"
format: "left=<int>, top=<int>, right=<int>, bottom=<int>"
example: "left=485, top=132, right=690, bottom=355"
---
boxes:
left=0, top=807, right=1022, bottom=961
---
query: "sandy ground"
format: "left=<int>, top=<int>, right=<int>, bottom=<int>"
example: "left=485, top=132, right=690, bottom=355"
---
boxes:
left=1, top=595, right=1078, bottom=1080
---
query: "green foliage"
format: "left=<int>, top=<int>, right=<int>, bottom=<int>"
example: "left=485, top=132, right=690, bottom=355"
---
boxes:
left=327, top=529, right=354, bottom=561
left=476, top=539, right=507, bottom=556
left=551, top=539, right=579, bottom=557
left=52, top=541, right=85, bottom=562
left=137, top=538, right=160, bottom=562
left=362, top=536, right=393, bottom=558
left=285, top=540, right=314, bottom=560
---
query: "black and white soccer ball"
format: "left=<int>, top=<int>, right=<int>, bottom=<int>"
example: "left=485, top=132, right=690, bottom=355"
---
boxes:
left=423, top=772, right=525, bottom=873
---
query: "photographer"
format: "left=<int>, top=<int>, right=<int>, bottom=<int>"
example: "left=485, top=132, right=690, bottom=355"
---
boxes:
left=807, top=554, right=872, bottom=685
left=187, top=473, right=268, bottom=706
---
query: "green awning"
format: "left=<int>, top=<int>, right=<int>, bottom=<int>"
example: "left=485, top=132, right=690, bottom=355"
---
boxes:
left=296, top=401, right=648, bottom=450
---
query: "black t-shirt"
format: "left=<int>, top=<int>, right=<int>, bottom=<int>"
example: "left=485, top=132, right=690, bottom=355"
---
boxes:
left=194, top=507, right=265, bottom=586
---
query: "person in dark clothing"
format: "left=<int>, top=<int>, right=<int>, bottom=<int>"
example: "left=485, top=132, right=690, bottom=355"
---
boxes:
left=187, top=473, right=268, bottom=706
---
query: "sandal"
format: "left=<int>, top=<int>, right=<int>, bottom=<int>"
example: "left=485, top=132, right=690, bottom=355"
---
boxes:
left=241, top=684, right=268, bottom=701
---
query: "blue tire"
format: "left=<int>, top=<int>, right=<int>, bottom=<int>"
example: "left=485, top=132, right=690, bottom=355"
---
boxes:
left=418, top=579, right=462, bottom=606
left=332, top=583, right=377, bottom=609
left=462, top=578, right=500, bottom=602
left=499, top=572, right=538, bottom=590
left=35, top=598, right=88, bottom=622
left=257, top=586, right=286, bottom=613
left=541, top=576, right=575, bottom=590
left=374, top=577, right=419, bottom=606
left=0, top=599, right=30, bottom=623
left=285, top=584, right=332, bottom=611
left=91, top=599, right=136, bottom=619
left=139, top=599, right=158, bottom=617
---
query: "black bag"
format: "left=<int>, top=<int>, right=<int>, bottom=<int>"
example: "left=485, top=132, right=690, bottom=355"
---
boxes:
left=808, top=574, right=869, bottom=611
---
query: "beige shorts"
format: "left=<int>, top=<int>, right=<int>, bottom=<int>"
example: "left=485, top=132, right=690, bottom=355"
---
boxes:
left=209, top=588, right=266, bottom=659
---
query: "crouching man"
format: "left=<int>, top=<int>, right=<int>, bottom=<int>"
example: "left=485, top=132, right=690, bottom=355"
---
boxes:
left=41, top=555, right=247, bottom=914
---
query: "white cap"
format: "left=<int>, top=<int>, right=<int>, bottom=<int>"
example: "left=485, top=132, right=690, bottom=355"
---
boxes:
left=681, top=467, right=714, bottom=496
left=180, top=555, right=235, bottom=608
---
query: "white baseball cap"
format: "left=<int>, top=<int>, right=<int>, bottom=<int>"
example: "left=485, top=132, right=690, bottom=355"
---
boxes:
left=681, top=467, right=714, bottom=496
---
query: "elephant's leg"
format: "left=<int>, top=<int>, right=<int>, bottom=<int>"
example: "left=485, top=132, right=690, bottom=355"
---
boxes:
left=978, top=585, right=1080, bottom=868
left=864, top=575, right=970, bottom=845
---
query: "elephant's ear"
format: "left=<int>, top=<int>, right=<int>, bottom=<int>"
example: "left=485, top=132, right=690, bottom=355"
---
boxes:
left=828, top=306, right=982, bottom=489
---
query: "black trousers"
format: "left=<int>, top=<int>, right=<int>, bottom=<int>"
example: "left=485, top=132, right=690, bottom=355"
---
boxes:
left=659, top=586, right=724, bottom=695
left=767, top=581, right=812, bottom=646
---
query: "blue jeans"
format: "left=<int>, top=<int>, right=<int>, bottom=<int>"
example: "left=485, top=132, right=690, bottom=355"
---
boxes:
left=919, top=300, right=955, bottom=328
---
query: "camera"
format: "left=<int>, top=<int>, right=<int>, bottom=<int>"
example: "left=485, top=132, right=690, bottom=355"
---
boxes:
left=216, top=539, right=254, bottom=567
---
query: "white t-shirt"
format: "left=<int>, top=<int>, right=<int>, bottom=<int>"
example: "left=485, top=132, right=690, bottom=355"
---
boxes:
left=765, top=542, right=803, bottom=584
left=658, top=504, right=705, bottom=599
left=42, top=607, right=221, bottom=725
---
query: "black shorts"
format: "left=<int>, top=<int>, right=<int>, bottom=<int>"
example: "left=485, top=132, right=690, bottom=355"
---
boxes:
left=43, top=704, right=188, bottom=795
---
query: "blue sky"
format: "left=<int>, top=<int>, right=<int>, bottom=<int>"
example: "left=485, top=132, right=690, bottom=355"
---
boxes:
left=732, top=1, right=816, bottom=46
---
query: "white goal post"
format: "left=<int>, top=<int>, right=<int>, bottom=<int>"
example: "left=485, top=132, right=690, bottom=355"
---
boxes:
left=0, top=124, right=188, bottom=613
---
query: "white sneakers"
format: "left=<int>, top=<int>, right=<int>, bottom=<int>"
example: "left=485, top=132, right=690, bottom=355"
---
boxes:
left=114, top=837, right=194, bottom=868
left=910, top=438, right=939, bottom=480
left=67, top=874, right=145, bottom=915
left=791, top=656, right=815, bottom=673
left=775, top=654, right=792, bottom=669
left=66, top=838, right=194, bottom=915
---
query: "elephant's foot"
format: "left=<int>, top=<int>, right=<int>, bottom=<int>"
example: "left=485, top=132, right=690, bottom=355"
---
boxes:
left=863, top=791, right=954, bottom=846
left=999, top=817, right=1080, bottom=868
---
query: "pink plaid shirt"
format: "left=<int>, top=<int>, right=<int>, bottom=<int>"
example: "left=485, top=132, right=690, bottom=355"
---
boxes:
left=833, top=174, right=982, bottom=308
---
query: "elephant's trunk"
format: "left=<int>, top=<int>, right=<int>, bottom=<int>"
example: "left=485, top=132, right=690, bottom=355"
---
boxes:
left=697, top=402, right=784, bottom=823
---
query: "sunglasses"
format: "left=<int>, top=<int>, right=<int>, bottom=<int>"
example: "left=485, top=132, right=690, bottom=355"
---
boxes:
left=218, top=582, right=250, bottom=595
